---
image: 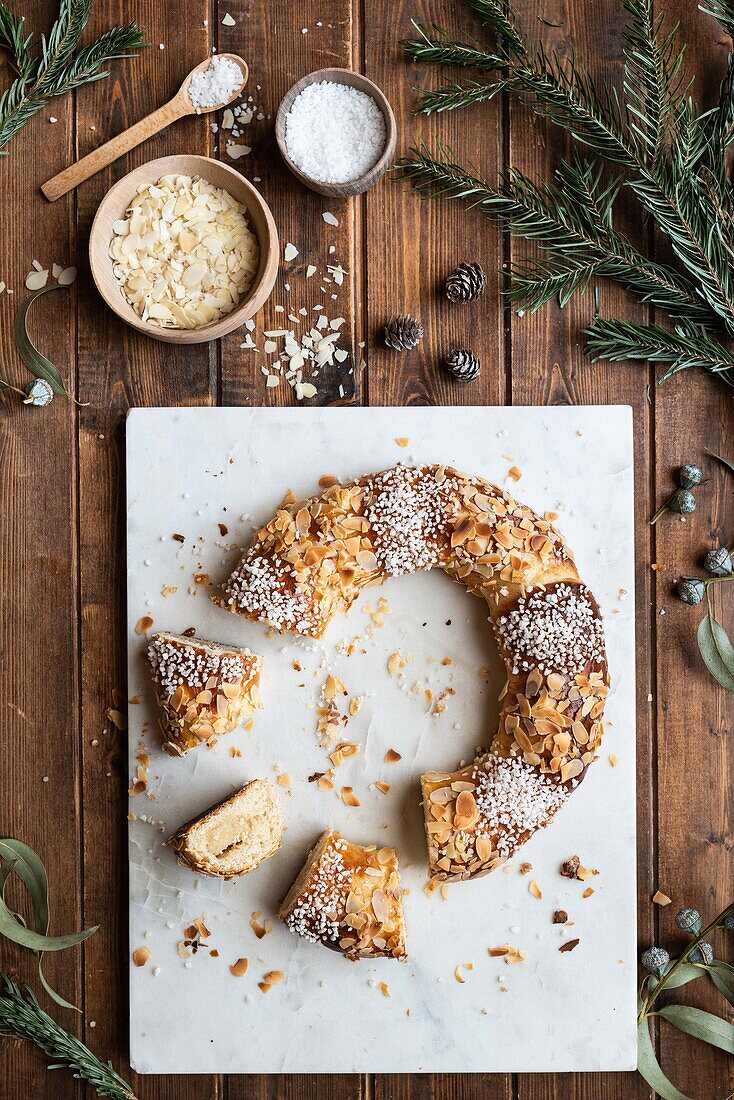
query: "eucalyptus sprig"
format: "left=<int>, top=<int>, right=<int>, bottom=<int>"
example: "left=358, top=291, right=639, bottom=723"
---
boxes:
left=0, top=976, right=137, bottom=1099
left=0, top=0, right=146, bottom=154
left=0, top=838, right=97, bottom=1010
left=398, top=0, right=734, bottom=391
left=637, top=903, right=734, bottom=1099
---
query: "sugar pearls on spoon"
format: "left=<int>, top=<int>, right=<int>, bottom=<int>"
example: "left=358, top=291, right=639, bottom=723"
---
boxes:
left=284, top=80, right=386, bottom=184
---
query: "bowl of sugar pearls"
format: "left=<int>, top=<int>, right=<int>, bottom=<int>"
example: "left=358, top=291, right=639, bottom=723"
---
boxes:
left=275, top=68, right=397, bottom=197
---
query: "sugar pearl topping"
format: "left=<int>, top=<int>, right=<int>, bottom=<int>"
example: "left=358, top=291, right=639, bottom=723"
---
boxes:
left=147, top=633, right=256, bottom=697
left=472, top=755, right=568, bottom=858
left=363, top=464, right=458, bottom=576
left=495, top=583, right=605, bottom=677
left=284, top=837, right=353, bottom=944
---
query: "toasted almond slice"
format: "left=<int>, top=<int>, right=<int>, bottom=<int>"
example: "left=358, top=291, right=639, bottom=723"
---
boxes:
left=384, top=748, right=402, bottom=764
left=528, top=879, right=542, bottom=899
left=133, top=947, right=151, bottom=967
left=653, top=890, right=671, bottom=906
left=230, top=957, right=249, bottom=977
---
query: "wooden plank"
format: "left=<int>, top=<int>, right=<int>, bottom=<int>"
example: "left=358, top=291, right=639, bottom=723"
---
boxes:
left=368, top=4, right=509, bottom=1100
left=73, top=3, right=217, bottom=1098
left=365, top=0, right=506, bottom=410
left=504, top=2, right=655, bottom=1098
left=0, top=3, right=81, bottom=1097
left=218, top=0, right=360, bottom=409
left=652, top=5, right=734, bottom=1098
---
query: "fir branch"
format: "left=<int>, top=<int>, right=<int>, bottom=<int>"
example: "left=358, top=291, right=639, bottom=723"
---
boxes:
left=586, top=317, right=734, bottom=385
left=462, top=0, right=526, bottom=56
left=397, top=145, right=717, bottom=323
left=0, top=3, right=145, bottom=154
left=621, top=0, right=689, bottom=166
left=402, top=27, right=507, bottom=71
left=413, top=78, right=505, bottom=114
left=699, top=0, right=734, bottom=39
left=0, top=976, right=137, bottom=1099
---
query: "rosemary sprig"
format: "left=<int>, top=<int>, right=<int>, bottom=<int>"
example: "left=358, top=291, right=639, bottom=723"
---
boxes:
left=0, top=1, right=146, bottom=153
left=398, top=0, right=734, bottom=389
left=0, top=976, right=137, bottom=1099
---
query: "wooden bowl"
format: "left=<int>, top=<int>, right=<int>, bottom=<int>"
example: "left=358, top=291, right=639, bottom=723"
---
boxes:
left=275, top=69, right=397, bottom=198
left=89, top=154, right=279, bottom=344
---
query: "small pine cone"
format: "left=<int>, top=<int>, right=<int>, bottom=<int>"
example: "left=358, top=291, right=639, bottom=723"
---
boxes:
left=445, top=261, right=486, bottom=303
left=384, top=315, right=423, bottom=351
left=445, top=347, right=480, bottom=383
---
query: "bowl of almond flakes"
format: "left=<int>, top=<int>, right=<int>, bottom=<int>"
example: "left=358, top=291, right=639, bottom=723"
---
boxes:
left=89, top=154, right=279, bottom=344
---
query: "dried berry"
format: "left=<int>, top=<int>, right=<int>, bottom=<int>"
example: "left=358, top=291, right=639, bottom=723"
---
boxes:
left=676, top=578, right=706, bottom=605
left=675, top=908, right=702, bottom=935
left=641, top=946, right=670, bottom=973
left=703, top=547, right=732, bottom=577
left=560, top=855, right=580, bottom=879
left=678, top=464, right=702, bottom=489
left=689, top=941, right=714, bottom=965
left=668, top=489, right=696, bottom=515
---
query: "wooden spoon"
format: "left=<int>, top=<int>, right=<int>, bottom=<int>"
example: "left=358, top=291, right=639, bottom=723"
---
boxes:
left=41, top=54, right=249, bottom=203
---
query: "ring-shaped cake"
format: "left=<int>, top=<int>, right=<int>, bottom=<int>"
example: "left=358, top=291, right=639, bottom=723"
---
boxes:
left=217, top=463, right=610, bottom=886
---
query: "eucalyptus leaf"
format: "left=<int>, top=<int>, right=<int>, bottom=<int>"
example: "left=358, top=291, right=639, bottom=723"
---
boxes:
left=697, top=613, right=734, bottom=691
left=0, top=896, right=96, bottom=952
left=657, top=962, right=706, bottom=990
left=706, top=450, right=734, bottom=477
left=704, top=960, right=734, bottom=1006
left=13, top=284, right=88, bottom=406
left=657, top=1004, right=734, bottom=1054
left=38, top=959, right=79, bottom=1012
left=0, top=839, right=49, bottom=933
left=637, top=1018, right=693, bottom=1100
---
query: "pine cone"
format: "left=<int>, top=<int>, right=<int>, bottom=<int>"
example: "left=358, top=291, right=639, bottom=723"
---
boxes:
left=445, top=262, right=486, bottom=303
left=384, top=315, right=424, bottom=351
left=444, top=347, right=480, bottom=383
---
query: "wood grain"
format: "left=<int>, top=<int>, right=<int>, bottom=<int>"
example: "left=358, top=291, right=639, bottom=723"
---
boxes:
left=0, top=0, right=732, bottom=1098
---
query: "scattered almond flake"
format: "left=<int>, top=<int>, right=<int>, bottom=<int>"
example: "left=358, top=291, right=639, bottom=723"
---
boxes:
left=379, top=981, right=391, bottom=998
left=300, top=382, right=317, bottom=399
left=226, top=142, right=251, bottom=160
left=609, top=753, right=619, bottom=767
left=132, top=947, right=151, bottom=967
left=384, top=748, right=402, bottom=764
left=161, top=585, right=178, bottom=597
left=340, top=785, right=360, bottom=807
left=528, top=880, right=542, bottom=899
left=519, top=862, right=533, bottom=875
left=327, top=263, right=346, bottom=285
left=52, top=263, right=62, bottom=279
left=58, top=266, right=77, bottom=286
left=322, top=211, right=339, bottom=226
left=221, top=108, right=234, bottom=129
left=559, top=938, right=580, bottom=953
left=277, top=772, right=292, bottom=787
left=229, top=746, right=242, bottom=758
left=107, top=708, right=127, bottom=730
left=454, top=965, right=466, bottom=984
left=263, top=969, right=285, bottom=985
left=250, top=911, right=268, bottom=939
left=266, top=375, right=280, bottom=388
left=576, top=864, right=600, bottom=881
left=395, top=437, right=409, bottom=448
left=334, top=348, right=348, bottom=363
left=193, top=919, right=210, bottom=939
left=489, top=944, right=526, bottom=964
left=553, top=909, right=568, bottom=924
left=31, top=259, right=43, bottom=271
left=263, top=339, right=277, bottom=354
left=284, top=243, right=299, bottom=261
left=653, top=890, right=672, bottom=906
left=306, top=264, right=317, bottom=278
left=222, top=11, right=235, bottom=25
left=583, top=887, right=595, bottom=898
left=135, top=615, right=154, bottom=635
left=25, top=269, right=49, bottom=291
left=508, top=465, right=522, bottom=481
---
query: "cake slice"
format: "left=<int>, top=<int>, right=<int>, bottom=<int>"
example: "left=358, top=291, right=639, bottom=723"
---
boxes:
left=279, top=829, right=406, bottom=960
left=168, top=779, right=284, bottom=877
left=146, top=631, right=263, bottom=756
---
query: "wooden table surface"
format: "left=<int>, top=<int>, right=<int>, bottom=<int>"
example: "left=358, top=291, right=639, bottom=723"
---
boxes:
left=1, top=1, right=732, bottom=1097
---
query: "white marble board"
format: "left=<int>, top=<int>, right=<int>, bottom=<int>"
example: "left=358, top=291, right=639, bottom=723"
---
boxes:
left=126, top=405, right=637, bottom=1075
